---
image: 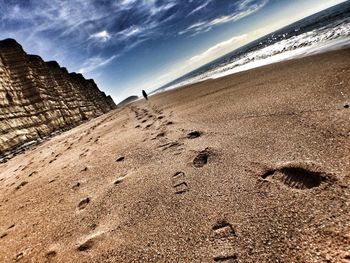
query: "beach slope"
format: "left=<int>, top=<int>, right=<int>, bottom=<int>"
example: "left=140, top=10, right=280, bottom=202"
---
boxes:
left=0, top=48, right=349, bottom=262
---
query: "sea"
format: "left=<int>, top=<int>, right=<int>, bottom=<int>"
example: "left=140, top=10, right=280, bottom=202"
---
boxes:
left=152, top=1, right=350, bottom=94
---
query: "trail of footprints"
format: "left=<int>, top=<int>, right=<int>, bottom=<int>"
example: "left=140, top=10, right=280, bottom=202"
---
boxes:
left=4, top=105, right=338, bottom=262
left=133, top=105, right=238, bottom=261
left=132, top=106, right=239, bottom=261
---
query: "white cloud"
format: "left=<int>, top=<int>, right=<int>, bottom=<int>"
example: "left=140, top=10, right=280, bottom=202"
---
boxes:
left=188, top=1, right=210, bottom=16
left=117, top=26, right=142, bottom=38
left=149, top=2, right=176, bottom=15
left=120, top=0, right=137, bottom=6
left=78, top=55, right=117, bottom=74
left=190, top=34, right=247, bottom=63
left=180, top=0, right=268, bottom=35
left=89, top=30, right=111, bottom=42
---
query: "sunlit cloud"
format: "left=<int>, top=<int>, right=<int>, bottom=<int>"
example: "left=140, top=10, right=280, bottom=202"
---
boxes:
left=180, top=0, right=268, bottom=35
left=78, top=55, right=117, bottom=74
left=189, top=34, right=248, bottom=63
left=188, top=0, right=210, bottom=16
left=89, top=30, right=111, bottom=42
left=117, top=26, right=142, bottom=38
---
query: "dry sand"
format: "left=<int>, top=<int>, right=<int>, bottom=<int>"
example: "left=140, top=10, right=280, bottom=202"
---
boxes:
left=0, top=49, right=349, bottom=262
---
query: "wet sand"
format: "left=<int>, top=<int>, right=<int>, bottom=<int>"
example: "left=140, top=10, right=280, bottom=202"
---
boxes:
left=0, top=48, right=349, bottom=262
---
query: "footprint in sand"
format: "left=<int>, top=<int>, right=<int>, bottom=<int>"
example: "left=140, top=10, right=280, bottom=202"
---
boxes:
left=77, top=197, right=90, bottom=210
left=72, top=182, right=80, bottom=190
left=213, top=255, right=238, bottom=262
left=212, top=219, right=237, bottom=239
left=15, top=181, right=28, bottom=191
left=48, top=179, right=56, bottom=184
left=187, top=131, right=202, bottom=139
left=151, top=132, right=166, bottom=140
left=157, top=131, right=166, bottom=137
left=77, top=239, right=94, bottom=251
left=116, top=156, right=125, bottom=162
left=15, top=252, right=24, bottom=261
left=258, top=162, right=335, bottom=190
left=46, top=250, right=57, bottom=259
left=212, top=219, right=238, bottom=262
left=193, top=148, right=212, bottom=168
left=76, top=231, right=105, bottom=252
left=28, top=171, right=38, bottom=177
left=159, top=141, right=182, bottom=151
left=172, top=172, right=189, bottom=194
left=114, top=176, right=126, bottom=185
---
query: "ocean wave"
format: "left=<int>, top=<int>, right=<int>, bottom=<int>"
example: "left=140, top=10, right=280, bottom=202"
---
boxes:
left=160, top=18, right=350, bottom=93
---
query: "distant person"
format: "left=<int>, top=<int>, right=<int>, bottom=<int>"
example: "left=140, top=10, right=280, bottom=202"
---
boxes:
left=142, top=90, right=148, bottom=100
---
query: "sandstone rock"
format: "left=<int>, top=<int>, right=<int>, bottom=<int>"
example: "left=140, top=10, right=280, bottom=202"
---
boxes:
left=0, top=38, right=116, bottom=156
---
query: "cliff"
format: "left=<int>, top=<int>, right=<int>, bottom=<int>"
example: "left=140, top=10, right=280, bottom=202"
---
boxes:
left=0, top=38, right=116, bottom=156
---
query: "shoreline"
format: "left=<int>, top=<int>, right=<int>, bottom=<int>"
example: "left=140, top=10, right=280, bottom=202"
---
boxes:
left=152, top=37, right=350, bottom=96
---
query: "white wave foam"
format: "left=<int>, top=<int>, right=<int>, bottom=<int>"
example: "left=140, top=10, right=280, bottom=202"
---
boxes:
left=160, top=20, right=350, bottom=93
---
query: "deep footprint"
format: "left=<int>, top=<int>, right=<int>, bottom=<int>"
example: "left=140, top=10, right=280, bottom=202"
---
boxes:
left=78, top=197, right=90, bottom=210
left=187, top=131, right=202, bottom=139
left=116, top=156, right=125, bottom=162
left=193, top=149, right=210, bottom=167
left=77, top=239, right=94, bottom=251
left=46, top=250, right=57, bottom=258
left=261, top=164, right=332, bottom=190
left=156, top=132, right=166, bottom=138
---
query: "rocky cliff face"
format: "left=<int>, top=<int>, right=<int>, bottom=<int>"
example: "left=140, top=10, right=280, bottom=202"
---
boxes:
left=0, top=38, right=116, bottom=156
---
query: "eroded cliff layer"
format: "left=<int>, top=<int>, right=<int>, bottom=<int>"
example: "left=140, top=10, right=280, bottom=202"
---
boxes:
left=0, top=38, right=116, bottom=155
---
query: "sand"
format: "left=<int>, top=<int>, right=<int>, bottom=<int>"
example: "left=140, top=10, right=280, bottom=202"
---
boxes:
left=0, top=48, right=349, bottom=263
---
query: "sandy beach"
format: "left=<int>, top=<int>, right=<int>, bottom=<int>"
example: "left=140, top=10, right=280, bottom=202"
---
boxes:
left=0, top=48, right=349, bottom=262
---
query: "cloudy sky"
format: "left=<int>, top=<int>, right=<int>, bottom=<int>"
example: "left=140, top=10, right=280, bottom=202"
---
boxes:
left=0, top=0, right=347, bottom=102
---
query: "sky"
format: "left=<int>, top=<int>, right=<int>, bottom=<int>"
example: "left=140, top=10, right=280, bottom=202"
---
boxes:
left=0, top=0, right=347, bottom=102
